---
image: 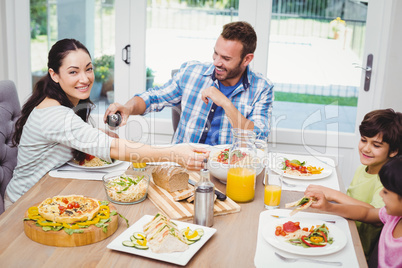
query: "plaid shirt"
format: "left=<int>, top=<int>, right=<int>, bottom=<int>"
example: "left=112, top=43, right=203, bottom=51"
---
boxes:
left=138, top=61, right=274, bottom=144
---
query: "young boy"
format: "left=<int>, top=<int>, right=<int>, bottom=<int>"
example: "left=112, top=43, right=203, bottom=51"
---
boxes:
left=306, top=108, right=402, bottom=258
left=306, top=156, right=402, bottom=268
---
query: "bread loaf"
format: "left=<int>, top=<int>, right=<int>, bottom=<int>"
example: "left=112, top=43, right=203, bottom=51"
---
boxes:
left=151, top=165, right=189, bottom=192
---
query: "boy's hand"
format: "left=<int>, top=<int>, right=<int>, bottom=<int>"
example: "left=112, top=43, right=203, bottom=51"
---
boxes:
left=306, top=184, right=338, bottom=202
left=304, top=190, right=331, bottom=211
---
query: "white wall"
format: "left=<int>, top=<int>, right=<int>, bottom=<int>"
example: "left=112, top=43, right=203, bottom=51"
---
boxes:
left=381, top=1, right=402, bottom=111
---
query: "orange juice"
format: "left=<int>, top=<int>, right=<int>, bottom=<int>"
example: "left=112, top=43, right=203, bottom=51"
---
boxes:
left=226, top=167, right=256, bottom=202
left=264, top=185, right=282, bottom=208
left=132, top=163, right=147, bottom=169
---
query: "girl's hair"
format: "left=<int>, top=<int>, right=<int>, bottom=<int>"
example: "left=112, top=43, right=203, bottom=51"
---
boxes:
left=359, top=108, right=402, bottom=156
left=12, top=38, right=94, bottom=161
left=379, top=156, right=402, bottom=197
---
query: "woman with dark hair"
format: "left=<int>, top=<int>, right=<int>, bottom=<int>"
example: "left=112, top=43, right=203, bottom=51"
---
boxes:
left=306, top=156, right=402, bottom=267
left=5, top=39, right=207, bottom=208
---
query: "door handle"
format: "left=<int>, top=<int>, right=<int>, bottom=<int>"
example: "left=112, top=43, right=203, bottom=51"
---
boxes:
left=122, top=44, right=130, bottom=65
left=353, top=54, right=373, bottom=92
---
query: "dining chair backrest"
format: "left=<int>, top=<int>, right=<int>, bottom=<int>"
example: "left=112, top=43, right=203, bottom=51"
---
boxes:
left=0, top=80, right=21, bottom=214
left=170, top=69, right=181, bottom=135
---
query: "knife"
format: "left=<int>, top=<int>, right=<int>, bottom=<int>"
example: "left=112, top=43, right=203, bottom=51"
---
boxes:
left=188, top=178, right=227, bottom=201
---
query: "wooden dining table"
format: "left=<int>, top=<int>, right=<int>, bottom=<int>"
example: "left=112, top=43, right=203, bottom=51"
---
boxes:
left=0, top=166, right=367, bottom=267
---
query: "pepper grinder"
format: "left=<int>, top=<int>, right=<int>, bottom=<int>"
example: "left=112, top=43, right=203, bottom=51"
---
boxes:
left=194, top=159, right=215, bottom=227
left=106, top=112, right=122, bottom=131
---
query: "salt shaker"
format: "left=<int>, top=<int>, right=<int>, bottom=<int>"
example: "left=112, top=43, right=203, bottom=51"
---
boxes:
left=106, top=112, right=122, bottom=131
left=194, top=159, right=215, bottom=227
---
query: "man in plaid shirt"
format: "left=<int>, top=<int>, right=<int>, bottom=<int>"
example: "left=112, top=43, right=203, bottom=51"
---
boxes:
left=105, top=21, right=273, bottom=145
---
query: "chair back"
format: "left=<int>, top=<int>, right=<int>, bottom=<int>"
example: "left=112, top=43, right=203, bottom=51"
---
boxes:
left=0, top=80, right=21, bottom=214
left=170, top=69, right=181, bottom=135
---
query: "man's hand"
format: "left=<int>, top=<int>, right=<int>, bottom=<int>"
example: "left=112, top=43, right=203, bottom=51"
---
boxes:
left=103, top=102, right=131, bottom=126
left=201, top=86, right=230, bottom=107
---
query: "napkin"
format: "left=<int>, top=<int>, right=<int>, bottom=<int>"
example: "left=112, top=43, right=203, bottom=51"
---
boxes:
left=254, top=209, right=359, bottom=268
left=267, top=153, right=340, bottom=192
left=49, top=161, right=131, bottom=180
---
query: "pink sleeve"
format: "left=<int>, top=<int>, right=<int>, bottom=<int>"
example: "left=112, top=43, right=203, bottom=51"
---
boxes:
left=378, top=207, right=388, bottom=224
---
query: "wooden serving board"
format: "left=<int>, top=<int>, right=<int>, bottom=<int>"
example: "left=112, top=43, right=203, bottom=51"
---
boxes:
left=23, top=203, right=118, bottom=247
left=147, top=171, right=241, bottom=221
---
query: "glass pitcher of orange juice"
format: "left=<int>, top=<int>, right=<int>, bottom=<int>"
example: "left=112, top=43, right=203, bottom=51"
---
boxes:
left=226, top=129, right=257, bottom=203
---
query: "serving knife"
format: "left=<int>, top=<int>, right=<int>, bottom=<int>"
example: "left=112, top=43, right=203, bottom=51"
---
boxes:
left=188, top=178, right=227, bottom=201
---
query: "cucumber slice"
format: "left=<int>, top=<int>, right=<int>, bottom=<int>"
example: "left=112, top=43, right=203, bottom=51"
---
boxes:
left=122, top=240, right=136, bottom=247
left=130, top=235, right=136, bottom=242
left=185, top=239, right=196, bottom=245
left=188, top=234, right=202, bottom=241
left=133, top=244, right=149, bottom=250
left=195, top=228, right=204, bottom=236
left=133, top=232, right=146, bottom=240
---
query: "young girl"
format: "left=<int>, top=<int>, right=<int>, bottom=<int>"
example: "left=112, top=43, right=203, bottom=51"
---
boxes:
left=305, top=109, right=402, bottom=258
left=5, top=39, right=207, bottom=207
left=306, top=156, right=402, bottom=268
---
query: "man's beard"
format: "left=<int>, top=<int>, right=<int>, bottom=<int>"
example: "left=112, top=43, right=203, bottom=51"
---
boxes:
left=215, top=61, right=244, bottom=82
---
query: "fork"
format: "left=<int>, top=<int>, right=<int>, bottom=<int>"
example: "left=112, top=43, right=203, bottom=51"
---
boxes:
left=275, top=252, right=342, bottom=266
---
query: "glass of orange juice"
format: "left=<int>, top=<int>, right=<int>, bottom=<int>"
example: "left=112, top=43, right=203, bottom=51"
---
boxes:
left=264, top=169, right=282, bottom=209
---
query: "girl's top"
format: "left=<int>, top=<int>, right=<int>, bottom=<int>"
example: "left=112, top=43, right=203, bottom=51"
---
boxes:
left=6, top=106, right=114, bottom=203
left=378, top=207, right=402, bottom=268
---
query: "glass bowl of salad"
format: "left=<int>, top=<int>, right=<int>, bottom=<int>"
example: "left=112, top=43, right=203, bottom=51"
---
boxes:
left=207, top=145, right=265, bottom=184
left=103, top=171, right=150, bottom=205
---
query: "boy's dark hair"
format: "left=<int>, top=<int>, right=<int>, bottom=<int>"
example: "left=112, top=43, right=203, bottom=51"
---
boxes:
left=379, top=156, right=402, bottom=197
left=359, top=109, right=402, bottom=156
left=221, top=21, right=257, bottom=60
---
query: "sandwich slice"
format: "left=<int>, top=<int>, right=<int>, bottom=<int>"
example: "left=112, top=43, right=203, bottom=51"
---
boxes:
left=143, top=212, right=189, bottom=253
left=285, top=196, right=315, bottom=216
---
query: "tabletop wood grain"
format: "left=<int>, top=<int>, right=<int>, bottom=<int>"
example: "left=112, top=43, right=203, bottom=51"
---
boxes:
left=0, top=169, right=367, bottom=267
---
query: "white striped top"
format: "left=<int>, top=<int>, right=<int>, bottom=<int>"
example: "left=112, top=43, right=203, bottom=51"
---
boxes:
left=6, top=106, right=114, bottom=203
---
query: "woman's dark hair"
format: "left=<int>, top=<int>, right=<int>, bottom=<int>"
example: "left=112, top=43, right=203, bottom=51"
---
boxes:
left=359, top=108, right=402, bottom=156
left=379, top=156, right=402, bottom=197
left=12, top=38, right=93, bottom=161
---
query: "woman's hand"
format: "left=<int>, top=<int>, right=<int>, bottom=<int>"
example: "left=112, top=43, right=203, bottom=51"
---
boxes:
left=103, top=102, right=131, bottom=126
left=172, top=145, right=210, bottom=171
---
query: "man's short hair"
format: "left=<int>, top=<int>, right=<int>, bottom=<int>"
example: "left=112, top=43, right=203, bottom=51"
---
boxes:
left=221, top=21, right=257, bottom=60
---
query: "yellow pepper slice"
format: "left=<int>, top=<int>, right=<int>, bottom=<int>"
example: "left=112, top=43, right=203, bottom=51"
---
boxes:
left=137, top=239, right=147, bottom=246
left=186, top=230, right=199, bottom=239
left=28, top=214, right=42, bottom=220
left=37, top=219, right=62, bottom=227
left=62, top=222, right=80, bottom=229
left=99, top=205, right=110, bottom=213
left=28, top=206, right=39, bottom=215
left=310, top=236, right=324, bottom=243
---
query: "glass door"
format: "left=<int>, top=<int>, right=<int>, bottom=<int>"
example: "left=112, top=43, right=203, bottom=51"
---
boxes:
left=144, top=0, right=240, bottom=120
left=30, top=0, right=116, bottom=113
left=267, top=0, right=367, bottom=133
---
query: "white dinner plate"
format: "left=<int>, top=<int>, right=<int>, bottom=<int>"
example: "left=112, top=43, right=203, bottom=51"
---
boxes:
left=107, top=215, right=216, bottom=266
left=262, top=217, right=347, bottom=256
left=66, top=159, right=123, bottom=169
left=270, top=153, right=333, bottom=180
